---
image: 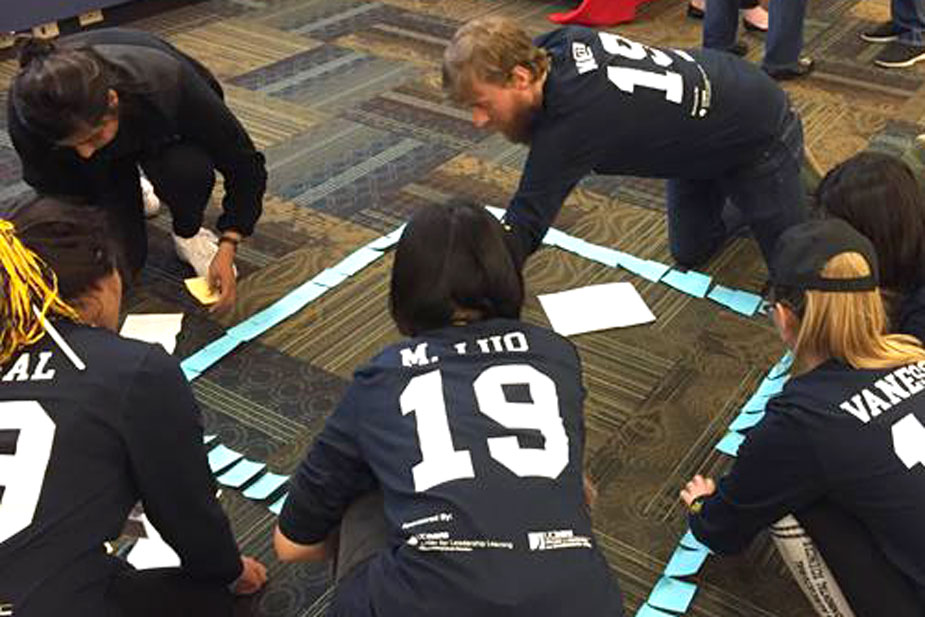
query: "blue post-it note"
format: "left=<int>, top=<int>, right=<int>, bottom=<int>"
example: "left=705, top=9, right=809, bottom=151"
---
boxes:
left=618, top=253, right=671, bottom=282
left=203, top=434, right=217, bottom=445
left=768, top=352, right=793, bottom=380
left=742, top=391, right=772, bottom=413
left=268, top=493, right=288, bottom=515
left=647, top=576, right=698, bottom=613
left=729, top=411, right=766, bottom=431
left=287, top=281, right=328, bottom=306
left=662, top=269, right=712, bottom=298
left=680, top=529, right=712, bottom=554
left=755, top=377, right=786, bottom=398
left=207, top=444, right=244, bottom=473
left=715, top=431, right=746, bottom=456
left=664, top=544, right=710, bottom=577
left=366, top=224, right=407, bottom=250
left=542, top=228, right=570, bottom=246
left=181, top=336, right=240, bottom=374
left=182, top=365, right=201, bottom=382
left=707, top=284, right=737, bottom=306
left=635, top=604, right=676, bottom=617
left=332, top=247, right=383, bottom=277
left=311, top=268, right=349, bottom=288
left=728, top=290, right=763, bottom=316
left=241, top=471, right=289, bottom=500
left=553, top=234, right=593, bottom=255
left=577, top=243, right=622, bottom=268
left=217, top=459, right=267, bottom=488
left=226, top=316, right=269, bottom=343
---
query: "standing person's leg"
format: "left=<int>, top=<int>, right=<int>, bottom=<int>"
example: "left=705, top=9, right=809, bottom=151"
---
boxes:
left=762, top=0, right=812, bottom=77
left=666, top=178, right=728, bottom=268
left=140, top=143, right=217, bottom=277
left=873, top=0, right=925, bottom=67
left=723, top=108, right=807, bottom=266
left=703, top=0, right=744, bottom=53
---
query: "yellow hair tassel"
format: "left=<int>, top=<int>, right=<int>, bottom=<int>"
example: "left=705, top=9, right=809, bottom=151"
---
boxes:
left=0, top=219, right=80, bottom=366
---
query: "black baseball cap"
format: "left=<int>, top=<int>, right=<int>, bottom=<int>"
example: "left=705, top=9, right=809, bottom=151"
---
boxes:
left=769, top=219, right=879, bottom=292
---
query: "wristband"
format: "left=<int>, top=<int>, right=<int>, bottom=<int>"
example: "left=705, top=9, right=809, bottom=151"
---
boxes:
left=688, top=495, right=706, bottom=515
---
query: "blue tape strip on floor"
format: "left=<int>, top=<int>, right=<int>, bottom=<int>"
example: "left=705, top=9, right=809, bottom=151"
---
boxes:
left=635, top=351, right=791, bottom=616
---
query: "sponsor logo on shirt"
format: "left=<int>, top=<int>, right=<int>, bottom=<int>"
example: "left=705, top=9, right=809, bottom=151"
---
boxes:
left=572, top=42, right=598, bottom=75
left=527, top=529, right=592, bottom=551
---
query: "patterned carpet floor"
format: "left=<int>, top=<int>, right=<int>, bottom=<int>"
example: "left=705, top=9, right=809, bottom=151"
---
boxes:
left=3, top=0, right=925, bottom=615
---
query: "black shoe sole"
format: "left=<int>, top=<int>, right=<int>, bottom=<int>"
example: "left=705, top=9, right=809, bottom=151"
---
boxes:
left=764, top=58, right=815, bottom=79
left=860, top=33, right=900, bottom=43
left=743, top=18, right=767, bottom=32
left=687, top=4, right=705, bottom=18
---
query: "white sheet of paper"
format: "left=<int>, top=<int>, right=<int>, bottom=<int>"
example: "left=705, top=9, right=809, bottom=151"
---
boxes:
left=537, top=282, right=656, bottom=336
left=120, top=313, right=184, bottom=354
left=127, top=514, right=181, bottom=569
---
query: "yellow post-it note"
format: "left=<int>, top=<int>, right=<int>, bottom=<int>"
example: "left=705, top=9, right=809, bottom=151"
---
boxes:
left=185, top=277, right=220, bottom=305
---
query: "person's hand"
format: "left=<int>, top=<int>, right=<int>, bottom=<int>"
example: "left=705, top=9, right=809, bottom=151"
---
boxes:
left=680, top=474, right=716, bottom=507
left=208, top=239, right=238, bottom=313
left=232, top=556, right=267, bottom=595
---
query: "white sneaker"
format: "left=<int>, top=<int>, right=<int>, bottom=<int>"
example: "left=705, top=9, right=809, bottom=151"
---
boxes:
left=140, top=176, right=161, bottom=218
left=174, top=228, right=219, bottom=278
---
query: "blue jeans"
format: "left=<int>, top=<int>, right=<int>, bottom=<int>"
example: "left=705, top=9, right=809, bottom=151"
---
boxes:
left=666, top=107, right=807, bottom=268
left=893, top=0, right=925, bottom=46
left=703, top=0, right=809, bottom=71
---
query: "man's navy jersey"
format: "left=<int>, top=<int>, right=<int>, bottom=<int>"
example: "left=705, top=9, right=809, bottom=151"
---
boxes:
left=689, top=359, right=925, bottom=602
left=506, top=26, right=792, bottom=252
left=279, top=318, right=623, bottom=617
left=0, top=321, right=241, bottom=616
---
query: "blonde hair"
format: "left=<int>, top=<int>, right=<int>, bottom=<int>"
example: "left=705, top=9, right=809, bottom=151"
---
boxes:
left=442, top=16, right=550, bottom=103
left=0, top=219, right=81, bottom=365
left=789, top=252, right=925, bottom=374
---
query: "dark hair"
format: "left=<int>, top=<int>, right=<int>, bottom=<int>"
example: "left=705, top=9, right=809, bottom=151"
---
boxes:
left=390, top=201, right=524, bottom=336
left=814, top=152, right=925, bottom=293
left=10, top=196, right=119, bottom=300
left=11, top=38, right=117, bottom=142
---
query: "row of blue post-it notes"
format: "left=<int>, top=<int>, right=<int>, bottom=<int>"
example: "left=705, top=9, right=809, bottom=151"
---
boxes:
left=715, top=431, right=746, bottom=457
left=181, top=336, right=241, bottom=375
left=207, top=444, right=244, bottom=473
left=242, top=471, right=290, bottom=500
left=663, top=269, right=712, bottom=298
left=664, top=544, right=710, bottom=577
left=707, top=284, right=764, bottom=316
left=618, top=253, right=672, bottom=283
left=217, top=458, right=267, bottom=488
left=647, top=576, right=698, bottom=613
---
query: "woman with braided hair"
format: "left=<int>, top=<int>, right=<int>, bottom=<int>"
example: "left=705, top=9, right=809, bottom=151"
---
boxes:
left=0, top=196, right=266, bottom=617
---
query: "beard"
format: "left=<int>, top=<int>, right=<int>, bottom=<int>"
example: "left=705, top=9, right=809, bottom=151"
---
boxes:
left=500, top=106, right=538, bottom=144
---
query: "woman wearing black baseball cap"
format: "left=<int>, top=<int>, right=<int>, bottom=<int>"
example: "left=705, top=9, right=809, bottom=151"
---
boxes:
left=680, top=219, right=925, bottom=616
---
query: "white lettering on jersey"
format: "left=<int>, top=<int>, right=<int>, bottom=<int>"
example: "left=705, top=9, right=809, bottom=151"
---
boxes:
left=572, top=42, right=598, bottom=74
left=836, top=361, right=925, bottom=423
left=31, top=352, right=56, bottom=381
left=401, top=343, right=435, bottom=367
left=2, top=355, right=31, bottom=382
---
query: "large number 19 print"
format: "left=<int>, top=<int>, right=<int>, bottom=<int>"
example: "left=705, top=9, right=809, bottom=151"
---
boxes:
left=0, top=401, right=56, bottom=543
left=400, top=365, right=570, bottom=492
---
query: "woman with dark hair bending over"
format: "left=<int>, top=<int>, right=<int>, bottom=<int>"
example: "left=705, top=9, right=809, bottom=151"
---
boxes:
left=8, top=29, right=268, bottom=311
left=680, top=219, right=925, bottom=615
left=0, top=196, right=267, bottom=616
left=273, top=201, right=624, bottom=616
left=814, top=152, right=925, bottom=341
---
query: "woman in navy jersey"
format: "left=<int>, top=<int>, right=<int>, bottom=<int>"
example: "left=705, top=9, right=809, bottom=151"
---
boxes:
left=0, top=196, right=266, bottom=617
left=274, top=201, right=623, bottom=617
left=681, top=219, right=925, bottom=616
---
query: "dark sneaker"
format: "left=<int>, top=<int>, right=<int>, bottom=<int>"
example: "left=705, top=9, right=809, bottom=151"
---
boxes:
left=728, top=40, right=749, bottom=57
left=764, top=56, right=815, bottom=80
left=860, top=21, right=902, bottom=43
left=874, top=41, right=925, bottom=67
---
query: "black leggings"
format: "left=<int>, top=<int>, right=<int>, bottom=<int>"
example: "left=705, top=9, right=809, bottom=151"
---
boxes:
left=102, top=143, right=215, bottom=274
left=106, top=566, right=234, bottom=617
left=798, top=501, right=923, bottom=617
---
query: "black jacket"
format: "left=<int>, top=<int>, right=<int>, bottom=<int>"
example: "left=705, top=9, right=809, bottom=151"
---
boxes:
left=7, top=28, right=265, bottom=236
